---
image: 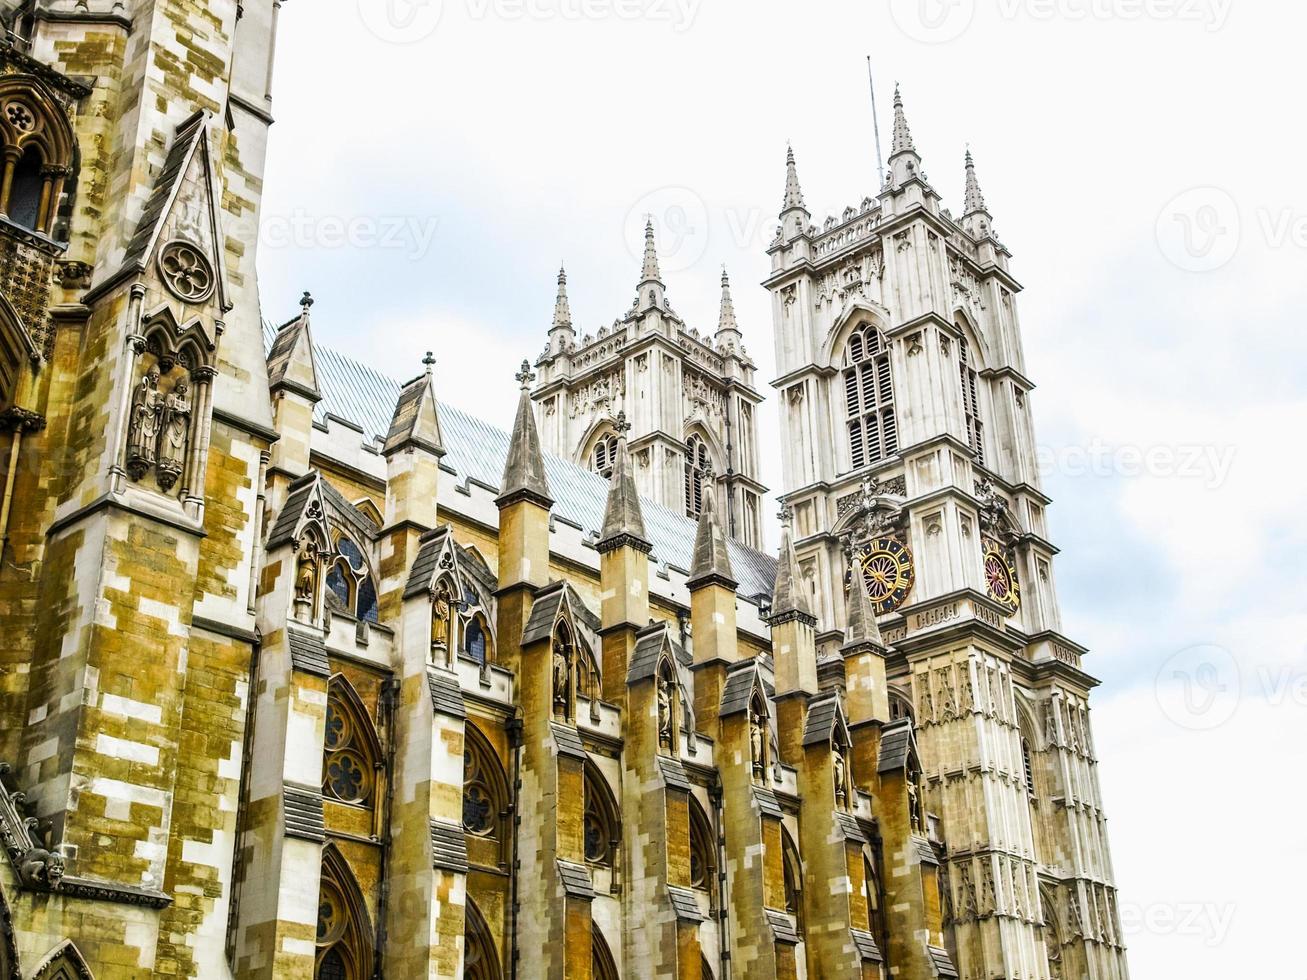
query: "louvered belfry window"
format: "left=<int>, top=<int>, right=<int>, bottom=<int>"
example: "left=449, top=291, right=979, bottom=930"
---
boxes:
left=684, top=434, right=711, bottom=519
left=959, top=338, right=984, bottom=464
left=592, top=433, right=618, bottom=479
left=843, top=323, right=898, bottom=469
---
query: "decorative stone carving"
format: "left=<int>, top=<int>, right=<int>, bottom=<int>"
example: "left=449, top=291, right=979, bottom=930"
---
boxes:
left=294, top=534, right=318, bottom=618
left=17, top=847, right=63, bottom=889
left=552, top=643, right=571, bottom=715
left=158, top=239, right=215, bottom=303
left=125, top=366, right=163, bottom=480
left=155, top=379, right=191, bottom=491
left=832, top=749, right=847, bottom=807
left=749, top=709, right=765, bottom=777
left=657, top=673, right=673, bottom=747
left=431, top=584, right=452, bottom=660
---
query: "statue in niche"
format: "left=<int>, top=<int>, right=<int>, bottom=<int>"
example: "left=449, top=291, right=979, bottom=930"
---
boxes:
left=657, top=673, right=673, bottom=747
left=156, top=378, right=192, bottom=492
left=832, top=749, right=847, bottom=806
left=294, top=535, right=317, bottom=614
left=749, top=708, right=765, bottom=776
left=908, top=775, right=924, bottom=834
left=125, top=366, right=163, bottom=480
left=431, top=585, right=452, bottom=659
left=552, top=643, right=571, bottom=714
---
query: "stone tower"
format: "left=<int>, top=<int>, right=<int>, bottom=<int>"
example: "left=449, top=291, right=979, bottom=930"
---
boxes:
left=765, top=89, right=1129, bottom=979
left=0, top=0, right=281, bottom=974
left=533, top=221, right=767, bottom=549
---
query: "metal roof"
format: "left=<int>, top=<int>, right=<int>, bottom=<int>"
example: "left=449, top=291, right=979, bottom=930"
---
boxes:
left=263, top=323, right=777, bottom=600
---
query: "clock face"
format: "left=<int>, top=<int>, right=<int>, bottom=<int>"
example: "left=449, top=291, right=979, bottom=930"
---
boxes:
left=859, top=537, right=915, bottom=614
left=983, top=544, right=1020, bottom=614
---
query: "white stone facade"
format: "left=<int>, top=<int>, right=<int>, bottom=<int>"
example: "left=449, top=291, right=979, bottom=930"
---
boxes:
left=533, top=227, right=767, bottom=550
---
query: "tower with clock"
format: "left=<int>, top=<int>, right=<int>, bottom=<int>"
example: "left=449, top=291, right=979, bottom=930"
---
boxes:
left=764, top=92, right=1128, bottom=979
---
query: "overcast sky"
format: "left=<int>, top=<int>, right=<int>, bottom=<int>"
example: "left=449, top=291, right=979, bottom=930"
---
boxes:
left=258, top=1, right=1306, bottom=974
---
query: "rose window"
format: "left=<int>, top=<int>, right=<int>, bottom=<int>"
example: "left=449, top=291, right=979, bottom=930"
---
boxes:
left=158, top=241, right=215, bottom=302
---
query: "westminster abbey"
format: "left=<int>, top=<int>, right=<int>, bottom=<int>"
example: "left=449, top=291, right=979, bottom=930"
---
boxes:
left=0, top=1, right=1128, bottom=978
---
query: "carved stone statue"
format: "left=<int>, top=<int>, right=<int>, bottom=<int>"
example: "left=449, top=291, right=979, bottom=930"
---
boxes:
left=657, top=676, right=672, bottom=746
left=156, top=379, right=192, bottom=492
left=832, top=750, right=847, bottom=806
left=431, top=587, right=451, bottom=655
left=908, top=776, right=924, bottom=833
left=552, top=645, right=570, bottom=713
left=749, top=710, right=765, bottom=774
left=125, top=366, right=163, bottom=480
left=294, top=536, right=317, bottom=613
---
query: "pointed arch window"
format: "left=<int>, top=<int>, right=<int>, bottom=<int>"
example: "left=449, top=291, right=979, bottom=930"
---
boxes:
left=842, top=322, right=898, bottom=469
left=591, top=431, right=619, bottom=479
left=689, top=796, right=718, bottom=906
left=323, top=677, right=382, bottom=810
left=316, top=846, right=373, bottom=980
left=781, top=826, right=805, bottom=937
left=959, top=337, right=984, bottom=464
left=684, top=433, right=712, bottom=519
left=584, top=762, right=620, bottom=868
left=464, top=611, right=493, bottom=666
left=325, top=535, right=379, bottom=623
left=863, top=852, right=889, bottom=963
left=463, top=724, right=511, bottom=867
left=0, top=76, right=76, bottom=237
left=592, top=925, right=620, bottom=980
left=464, top=899, right=502, bottom=980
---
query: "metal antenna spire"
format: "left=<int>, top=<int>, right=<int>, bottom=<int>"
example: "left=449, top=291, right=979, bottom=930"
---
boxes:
left=867, top=56, right=884, bottom=184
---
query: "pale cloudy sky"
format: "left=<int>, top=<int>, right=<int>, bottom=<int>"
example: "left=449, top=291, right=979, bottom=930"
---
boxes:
left=258, top=1, right=1307, bottom=975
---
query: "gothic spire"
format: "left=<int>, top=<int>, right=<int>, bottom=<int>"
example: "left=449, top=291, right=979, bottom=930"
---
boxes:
left=769, top=511, right=814, bottom=624
left=842, top=560, right=884, bottom=652
left=640, top=218, right=663, bottom=285
left=597, top=413, right=650, bottom=554
left=687, top=490, right=736, bottom=590
left=497, top=360, right=553, bottom=508
left=890, top=84, right=915, bottom=157
left=781, top=143, right=806, bottom=214
left=551, top=264, right=572, bottom=330
left=963, top=148, right=988, bottom=215
left=716, top=266, right=740, bottom=337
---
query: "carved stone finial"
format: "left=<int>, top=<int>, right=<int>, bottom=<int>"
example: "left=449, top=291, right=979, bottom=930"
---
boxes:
left=613, top=410, right=631, bottom=436
left=300, top=291, right=314, bottom=312
left=777, top=504, right=793, bottom=528
left=515, top=359, right=535, bottom=390
left=422, top=350, right=436, bottom=370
